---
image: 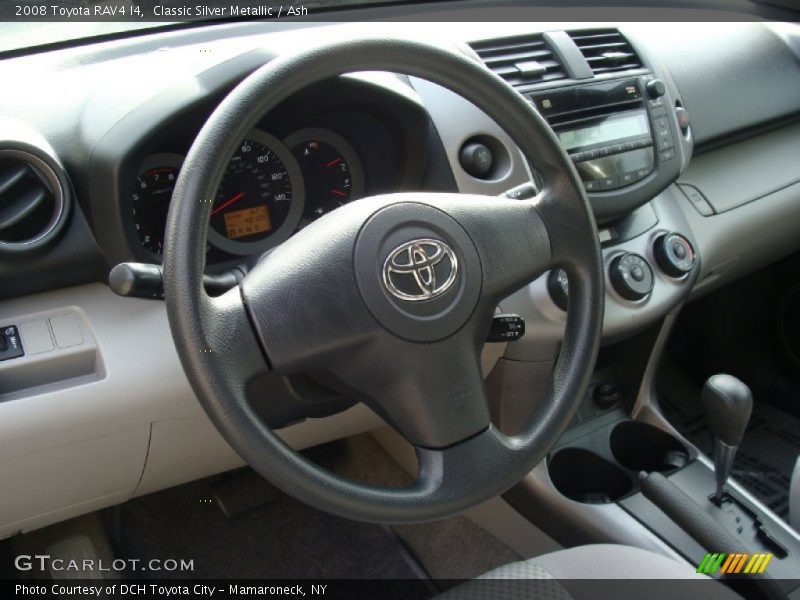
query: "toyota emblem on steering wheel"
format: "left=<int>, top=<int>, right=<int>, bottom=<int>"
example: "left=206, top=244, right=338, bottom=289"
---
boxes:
left=382, top=238, right=458, bottom=302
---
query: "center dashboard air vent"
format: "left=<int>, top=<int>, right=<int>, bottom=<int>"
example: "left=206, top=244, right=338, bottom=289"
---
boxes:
left=469, top=34, right=566, bottom=90
left=569, top=29, right=643, bottom=75
left=0, top=148, right=69, bottom=254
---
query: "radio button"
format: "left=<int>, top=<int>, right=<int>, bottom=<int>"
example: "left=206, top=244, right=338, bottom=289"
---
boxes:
left=584, top=180, right=601, bottom=192
left=651, top=105, right=668, bottom=118
left=660, top=148, right=676, bottom=162
left=599, top=175, right=618, bottom=190
left=656, top=135, right=674, bottom=151
left=635, top=167, right=651, bottom=179
left=620, top=171, right=639, bottom=186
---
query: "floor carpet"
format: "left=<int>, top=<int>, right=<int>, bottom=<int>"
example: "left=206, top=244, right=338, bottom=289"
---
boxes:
left=115, top=472, right=430, bottom=591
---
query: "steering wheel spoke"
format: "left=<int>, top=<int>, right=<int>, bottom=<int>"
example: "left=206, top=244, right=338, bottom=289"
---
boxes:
left=426, top=192, right=554, bottom=303
left=328, top=326, right=491, bottom=449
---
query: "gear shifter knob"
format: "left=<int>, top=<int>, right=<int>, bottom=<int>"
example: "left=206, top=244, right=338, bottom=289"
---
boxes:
left=701, top=374, right=753, bottom=503
left=702, top=374, right=753, bottom=446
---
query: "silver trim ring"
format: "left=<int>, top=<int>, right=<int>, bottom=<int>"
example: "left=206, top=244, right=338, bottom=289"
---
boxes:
left=382, top=238, right=458, bottom=302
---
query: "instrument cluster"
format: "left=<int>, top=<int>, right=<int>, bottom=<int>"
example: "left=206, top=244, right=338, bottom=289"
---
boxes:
left=131, top=126, right=365, bottom=258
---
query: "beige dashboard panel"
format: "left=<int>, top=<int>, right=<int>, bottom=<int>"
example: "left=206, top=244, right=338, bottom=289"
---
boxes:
left=0, top=426, right=149, bottom=538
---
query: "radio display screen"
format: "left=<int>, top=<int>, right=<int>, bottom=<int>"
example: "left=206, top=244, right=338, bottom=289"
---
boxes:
left=558, top=112, right=649, bottom=151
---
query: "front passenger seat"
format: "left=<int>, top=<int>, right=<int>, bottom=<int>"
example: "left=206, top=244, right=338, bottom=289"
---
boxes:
left=438, top=544, right=741, bottom=599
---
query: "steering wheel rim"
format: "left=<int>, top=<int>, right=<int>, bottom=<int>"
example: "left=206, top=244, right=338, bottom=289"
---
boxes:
left=163, top=37, right=604, bottom=524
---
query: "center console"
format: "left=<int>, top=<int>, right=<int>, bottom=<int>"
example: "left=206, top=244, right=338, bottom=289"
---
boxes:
left=416, top=27, right=799, bottom=594
left=499, top=323, right=800, bottom=595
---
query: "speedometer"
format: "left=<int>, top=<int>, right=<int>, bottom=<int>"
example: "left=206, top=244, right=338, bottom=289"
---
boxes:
left=207, top=130, right=305, bottom=256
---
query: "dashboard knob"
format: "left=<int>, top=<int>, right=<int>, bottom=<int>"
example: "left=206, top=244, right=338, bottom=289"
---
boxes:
left=609, top=253, right=654, bottom=301
left=654, top=232, right=696, bottom=277
left=459, top=142, right=494, bottom=178
left=646, top=79, right=666, bottom=99
left=593, top=382, right=621, bottom=409
left=675, top=107, right=690, bottom=133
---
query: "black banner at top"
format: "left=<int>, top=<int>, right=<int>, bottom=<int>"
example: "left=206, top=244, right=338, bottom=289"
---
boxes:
left=0, top=0, right=797, bottom=23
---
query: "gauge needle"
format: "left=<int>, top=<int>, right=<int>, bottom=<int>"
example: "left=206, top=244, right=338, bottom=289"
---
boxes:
left=325, top=158, right=341, bottom=168
left=211, top=192, right=245, bottom=215
left=331, top=189, right=348, bottom=198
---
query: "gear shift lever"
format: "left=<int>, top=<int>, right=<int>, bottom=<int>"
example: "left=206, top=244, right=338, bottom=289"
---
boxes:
left=701, top=374, right=753, bottom=504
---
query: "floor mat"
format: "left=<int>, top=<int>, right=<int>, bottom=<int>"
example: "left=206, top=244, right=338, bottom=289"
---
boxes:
left=332, top=434, right=521, bottom=585
left=658, top=360, right=800, bottom=521
left=115, top=473, right=431, bottom=589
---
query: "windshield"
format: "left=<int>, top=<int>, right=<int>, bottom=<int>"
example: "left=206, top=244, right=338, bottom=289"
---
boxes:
left=0, top=0, right=412, bottom=54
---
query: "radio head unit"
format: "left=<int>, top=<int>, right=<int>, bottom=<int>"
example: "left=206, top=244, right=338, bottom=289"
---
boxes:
left=528, top=76, right=686, bottom=220
left=558, top=110, right=654, bottom=192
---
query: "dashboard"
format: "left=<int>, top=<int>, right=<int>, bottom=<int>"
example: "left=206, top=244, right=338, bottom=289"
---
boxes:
left=117, top=76, right=428, bottom=268
left=1, top=15, right=800, bottom=539
left=133, top=127, right=360, bottom=258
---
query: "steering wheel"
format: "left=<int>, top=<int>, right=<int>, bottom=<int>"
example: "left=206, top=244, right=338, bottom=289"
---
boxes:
left=163, top=37, right=603, bottom=524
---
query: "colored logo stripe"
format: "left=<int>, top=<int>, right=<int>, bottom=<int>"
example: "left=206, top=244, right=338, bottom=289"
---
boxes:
left=744, top=553, right=773, bottom=574
left=697, top=552, right=773, bottom=574
left=697, top=553, right=725, bottom=574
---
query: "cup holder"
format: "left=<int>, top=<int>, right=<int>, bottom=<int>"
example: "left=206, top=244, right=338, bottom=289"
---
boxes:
left=548, top=447, right=633, bottom=504
left=610, top=421, right=689, bottom=473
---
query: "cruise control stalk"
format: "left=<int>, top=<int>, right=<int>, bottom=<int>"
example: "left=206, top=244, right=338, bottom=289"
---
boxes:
left=109, top=262, right=242, bottom=299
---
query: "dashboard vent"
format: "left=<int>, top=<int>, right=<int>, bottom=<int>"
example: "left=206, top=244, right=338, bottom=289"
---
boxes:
left=0, top=149, right=68, bottom=253
left=569, top=29, right=642, bottom=75
left=470, top=34, right=566, bottom=89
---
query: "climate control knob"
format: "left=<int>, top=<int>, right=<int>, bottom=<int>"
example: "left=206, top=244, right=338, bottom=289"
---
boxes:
left=610, top=253, right=654, bottom=301
left=654, top=232, right=696, bottom=277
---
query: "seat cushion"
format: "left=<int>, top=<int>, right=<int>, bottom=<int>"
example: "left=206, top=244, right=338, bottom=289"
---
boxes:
left=437, top=544, right=742, bottom=600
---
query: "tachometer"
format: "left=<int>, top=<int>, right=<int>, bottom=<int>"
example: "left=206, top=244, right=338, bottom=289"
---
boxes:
left=208, top=130, right=304, bottom=256
left=284, top=128, right=364, bottom=221
left=131, top=154, right=183, bottom=256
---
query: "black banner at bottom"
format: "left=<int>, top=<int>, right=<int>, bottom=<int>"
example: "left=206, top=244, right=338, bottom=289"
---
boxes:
left=6, top=577, right=793, bottom=599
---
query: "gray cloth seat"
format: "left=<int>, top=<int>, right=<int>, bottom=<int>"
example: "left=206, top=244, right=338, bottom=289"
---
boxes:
left=437, top=544, right=742, bottom=599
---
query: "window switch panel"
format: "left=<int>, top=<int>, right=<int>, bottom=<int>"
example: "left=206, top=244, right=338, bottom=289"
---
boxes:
left=0, top=325, right=25, bottom=361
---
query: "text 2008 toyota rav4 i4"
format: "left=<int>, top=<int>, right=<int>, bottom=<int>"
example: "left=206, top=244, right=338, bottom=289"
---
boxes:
left=1, top=1, right=800, bottom=598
